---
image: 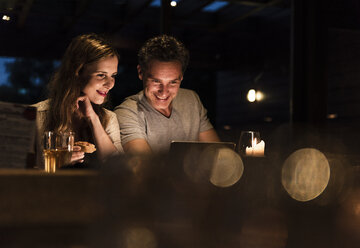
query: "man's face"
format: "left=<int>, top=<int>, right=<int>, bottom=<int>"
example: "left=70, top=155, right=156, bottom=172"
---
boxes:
left=138, top=60, right=183, bottom=116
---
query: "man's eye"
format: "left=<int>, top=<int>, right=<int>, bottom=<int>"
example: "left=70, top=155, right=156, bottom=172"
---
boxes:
left=152, top=79, right=160, bottom=83
left=170, top=81, right=180, bottom=86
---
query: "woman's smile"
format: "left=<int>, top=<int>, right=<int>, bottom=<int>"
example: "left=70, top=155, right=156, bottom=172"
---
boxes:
left=97, top=90, right=108, bottom=97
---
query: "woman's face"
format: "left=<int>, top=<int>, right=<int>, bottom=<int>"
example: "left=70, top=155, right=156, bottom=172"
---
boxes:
left=81, top=56, right=118, bottom=105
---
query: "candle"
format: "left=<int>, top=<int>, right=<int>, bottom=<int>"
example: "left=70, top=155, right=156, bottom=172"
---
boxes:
left=245, top=138, right=265, bottom=157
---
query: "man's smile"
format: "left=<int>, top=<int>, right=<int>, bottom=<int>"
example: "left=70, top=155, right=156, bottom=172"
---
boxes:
left=155, top=94, right=169, bottom=101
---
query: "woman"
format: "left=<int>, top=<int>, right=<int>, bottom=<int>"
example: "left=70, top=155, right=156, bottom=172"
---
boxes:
left=34, top=33, right=123, bottom=167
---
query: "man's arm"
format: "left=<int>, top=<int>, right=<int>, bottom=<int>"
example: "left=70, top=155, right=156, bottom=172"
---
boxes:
left=199, top=128, right=220, bottom=142
left=123, top=138, right=152, bottom=154
left=114, top=96, right=151, bottom=155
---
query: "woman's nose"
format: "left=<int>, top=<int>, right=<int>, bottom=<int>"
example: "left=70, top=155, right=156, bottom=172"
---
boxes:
left=105, top=77, right=115, bottom=89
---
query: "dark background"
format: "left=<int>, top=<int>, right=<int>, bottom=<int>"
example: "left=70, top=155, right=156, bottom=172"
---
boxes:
left=1, top=0, right=360, bottom=148
left=2, top=1, right=360, bottom=247
left=0, top=0, right=290, bottom=128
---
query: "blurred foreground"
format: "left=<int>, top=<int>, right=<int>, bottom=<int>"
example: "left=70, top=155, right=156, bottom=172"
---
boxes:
left=0, top=144, right=359, bottom=248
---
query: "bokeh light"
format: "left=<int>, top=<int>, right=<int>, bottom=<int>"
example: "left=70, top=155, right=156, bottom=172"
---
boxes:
left=335, top=188, right=360, bottom=245
left=183, top=145, right=210, bottom=183
left=120, top=227, right=157, bottom=248
left=281, top=148, right=330, bottom=202
left=237, top=208, right=288, bottom=248
left=2, top=15, right=10, bottom=21
left=183, top=145, right=243, bottom=187
left=256, top=90, right=264, bottom=101
left=247, top=89, right=256, bottom=102
left=206, top=147, right=244, bottom=187
left=247, top=89, right=264, bottom=102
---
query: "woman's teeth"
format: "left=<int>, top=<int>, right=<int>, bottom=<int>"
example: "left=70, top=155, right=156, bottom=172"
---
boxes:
left=97, top=90, right=107, bottom=96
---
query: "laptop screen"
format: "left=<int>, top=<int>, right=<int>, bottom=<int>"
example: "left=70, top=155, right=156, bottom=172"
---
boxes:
left=168, top=141, right=242, bottom=187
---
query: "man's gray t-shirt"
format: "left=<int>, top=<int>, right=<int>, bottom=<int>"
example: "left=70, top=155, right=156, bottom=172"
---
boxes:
left=114, top=88, right=214, bottom=153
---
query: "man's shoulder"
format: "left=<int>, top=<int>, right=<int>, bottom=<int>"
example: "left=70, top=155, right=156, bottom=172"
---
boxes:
left=103, top=107, right=117, bottom=117
left=114, top=91, right=143, bottom=111
left=175, top=88, right=200, bottom=103
left=178, top=88, right=197, bottom=97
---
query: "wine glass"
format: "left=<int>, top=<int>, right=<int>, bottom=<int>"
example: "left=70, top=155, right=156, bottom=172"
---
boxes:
left=237, top=131, right=261, bottom=157
left=43, top=131, right=74, bottom=173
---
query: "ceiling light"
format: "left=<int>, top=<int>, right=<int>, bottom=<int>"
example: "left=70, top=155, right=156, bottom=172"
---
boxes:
left=247, top=89, right=256, bottom=102
left=150, top=0, right=179, bottom=7
left=247, top=89, right=265, bottom=102
left=2, top=15, right=10, bottom=21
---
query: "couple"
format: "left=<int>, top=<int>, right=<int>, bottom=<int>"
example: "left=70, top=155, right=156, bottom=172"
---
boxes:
left=34, top=33, right=219, bottom=167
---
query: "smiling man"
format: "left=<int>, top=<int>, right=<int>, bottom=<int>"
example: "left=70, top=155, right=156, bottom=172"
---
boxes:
left=114, top=35, right=219, bottom=154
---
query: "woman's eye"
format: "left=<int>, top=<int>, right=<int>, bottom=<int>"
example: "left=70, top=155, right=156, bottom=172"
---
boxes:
left=96, top=74, right=106, bottom=79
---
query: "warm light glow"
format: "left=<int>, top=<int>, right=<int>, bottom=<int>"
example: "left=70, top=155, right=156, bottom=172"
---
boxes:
left=223, top=125, right=231, bottom=130
left=247, top=89, right=256, bottom=102
left=281, top=148, right=330, bottom=202
left=239, top=208, right=288, bottom=248
left=256, top=90, right=264, bottom=101
left=335, top=189, right=360, bottom=241
left=2, top=15, right=10, bottom=21
left=327, top=113, right=338, bottom=119
left=183, top=145, right=243, bottom=187
left=245, top=139, right=265, bottom=157
left=208, top=147, right=244, bottom=187
left=170, top=1, right=177, bottom=6
left=121, top=227, right=157, bottom=248
left=247, top=89, right=264, bottom=102
left=264, top=117, right=272, bottom=122
left=238, top=131, right=264, bottom=157
left=252, top=138, right=257, bottom=147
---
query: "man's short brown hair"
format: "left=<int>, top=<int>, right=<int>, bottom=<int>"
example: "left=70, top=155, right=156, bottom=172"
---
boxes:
left=138, top=34, right=189, bottom=74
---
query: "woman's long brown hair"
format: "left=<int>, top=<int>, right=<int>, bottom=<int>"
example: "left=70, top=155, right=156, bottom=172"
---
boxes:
left=46, top=33, right=119, bottom=133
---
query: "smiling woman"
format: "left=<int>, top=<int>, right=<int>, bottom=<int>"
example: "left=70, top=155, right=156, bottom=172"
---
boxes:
left=32, top=33, right=123, bottom=169
left=81, top=56, right=118, bottom=106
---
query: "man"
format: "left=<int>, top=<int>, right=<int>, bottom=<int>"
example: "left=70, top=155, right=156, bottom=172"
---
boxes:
left=114, top=35, right=219, bottom=154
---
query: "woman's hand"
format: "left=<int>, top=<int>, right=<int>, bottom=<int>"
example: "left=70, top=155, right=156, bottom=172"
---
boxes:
left=76, top=95, right=98, bottom=121
left=75, top=95, right=118, bottom=161
left=70, top=145, right=85, bottom=164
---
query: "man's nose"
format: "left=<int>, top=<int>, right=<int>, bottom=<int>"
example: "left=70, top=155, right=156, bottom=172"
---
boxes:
left=158, top=84, right=168, bottom=93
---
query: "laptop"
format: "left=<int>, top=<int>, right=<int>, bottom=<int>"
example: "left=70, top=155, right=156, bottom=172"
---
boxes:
left=169, top=140, right=236, bottom=154
left=168, top=141, right=237, bottom=184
